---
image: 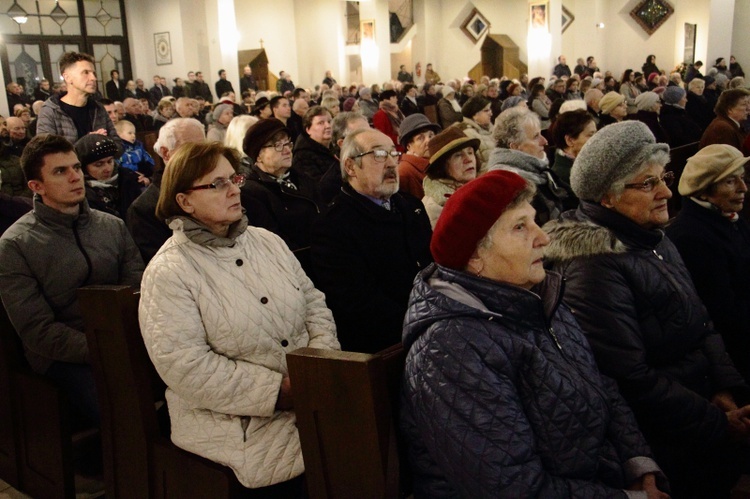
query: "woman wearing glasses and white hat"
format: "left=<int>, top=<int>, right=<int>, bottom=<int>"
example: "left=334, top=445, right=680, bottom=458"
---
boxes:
left=544, top=121, right=750, bottom=498
left=139, top=141, right=339, bottom=497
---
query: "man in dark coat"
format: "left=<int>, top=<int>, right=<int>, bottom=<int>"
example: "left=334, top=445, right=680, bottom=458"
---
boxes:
left=105, top=69, right=124, bottom=101
left=239, top=66, right=258, bottom=93
left=148, top=74, right=171, bottom=107
left=191, top=71, right=213, bottom=103
left=552, top=55, right=572, bottom=78
left=214, top=69, right=234, bottom=100
left=126, top=118, right=205, bottom=263
left=311, top=128, right=432, bottom=353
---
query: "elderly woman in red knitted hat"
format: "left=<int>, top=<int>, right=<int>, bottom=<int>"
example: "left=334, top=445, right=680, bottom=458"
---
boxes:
left=400, top=170, right=668, bottom=498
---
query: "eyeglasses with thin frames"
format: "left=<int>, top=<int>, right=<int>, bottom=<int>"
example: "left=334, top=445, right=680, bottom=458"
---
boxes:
left=262, top=140, right=293, bottom=152
left=623, top=171, right=674, bottom=192
left=353, top=149, right=402, bottom=162
left=185, top=173, right=246, bottom=192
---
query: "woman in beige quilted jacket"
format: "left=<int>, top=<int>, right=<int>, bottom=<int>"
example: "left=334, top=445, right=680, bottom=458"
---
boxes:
left=139, top=142, right=340, bottom=496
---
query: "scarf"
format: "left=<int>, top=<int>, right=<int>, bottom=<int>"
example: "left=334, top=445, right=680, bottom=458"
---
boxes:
left=690, top=196, right=739, bottom=222
left=167, top=214, right=249, bottom=247
left=449, top=98, right=461, bottom=112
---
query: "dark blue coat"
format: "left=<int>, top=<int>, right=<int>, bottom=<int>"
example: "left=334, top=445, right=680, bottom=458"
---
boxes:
left=401, top=264, right=660, bottom=498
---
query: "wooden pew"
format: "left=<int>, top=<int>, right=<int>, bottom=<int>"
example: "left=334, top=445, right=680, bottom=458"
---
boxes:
left=287, top=343, right=407, bottom=499
left=136, top=130, right=163, bottom=173
left=0, top=304, right=76, bottom=498
left=78, top=285, right=247, bottom=498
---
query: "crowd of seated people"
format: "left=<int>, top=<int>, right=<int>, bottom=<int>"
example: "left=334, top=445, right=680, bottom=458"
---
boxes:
left=3, top=48, right=750, bottom=497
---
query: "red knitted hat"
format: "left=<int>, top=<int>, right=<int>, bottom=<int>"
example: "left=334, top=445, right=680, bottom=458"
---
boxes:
left=431, top=170, right=528, bottom=269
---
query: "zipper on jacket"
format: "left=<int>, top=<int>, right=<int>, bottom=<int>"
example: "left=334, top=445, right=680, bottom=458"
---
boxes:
left=73, top=219, right=93, bottom=284
left=548, top=326, right=563, bottom=351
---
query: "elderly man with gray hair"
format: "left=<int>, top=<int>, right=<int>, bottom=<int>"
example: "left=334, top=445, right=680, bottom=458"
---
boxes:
left=311, top=128, right=432, bottom=353
left=126, top=117, right=205, bottom=263
left=487, top=107, right=569, bottom=224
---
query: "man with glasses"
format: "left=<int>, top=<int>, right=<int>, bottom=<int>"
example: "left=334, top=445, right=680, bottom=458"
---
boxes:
left=311, top=128, right=433, bottom=353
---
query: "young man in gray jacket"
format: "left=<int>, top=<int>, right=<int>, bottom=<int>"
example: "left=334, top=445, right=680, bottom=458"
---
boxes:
left=0, top=134, right=143, bottom=424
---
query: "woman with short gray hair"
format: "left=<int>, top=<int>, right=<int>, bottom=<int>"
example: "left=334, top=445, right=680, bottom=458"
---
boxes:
left=544, top=120, right=750, bottom=498
left=487, top=106, right=567, bottom=224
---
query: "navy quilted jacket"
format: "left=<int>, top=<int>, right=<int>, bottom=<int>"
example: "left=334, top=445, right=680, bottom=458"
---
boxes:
left=401, top=264, right=661, bottom=498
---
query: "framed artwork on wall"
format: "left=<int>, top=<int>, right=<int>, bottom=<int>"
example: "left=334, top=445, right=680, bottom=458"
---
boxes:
left=530, top=1, right=549, bottom=31
left=154, top=32, right=171, bottom=66
left=630, top=0, right=674, bottom=36
left=460, top=8, right=489, bottom=43
left=361, top=20, right=375, bottom=42
left=562, top=6, right=575, bottom=33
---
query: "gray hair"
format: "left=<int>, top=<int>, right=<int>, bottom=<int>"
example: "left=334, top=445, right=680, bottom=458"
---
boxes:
left=492, top=107, right=540, bottom=148
left=607, top=150, right=671, bottom=198
left=688, top=78, right=705, bottom=92
left=332, top=111, right=368, bottom=144
left=339, top=128, right=371, bottom=182
left=153, top=118, right=205, bottom=159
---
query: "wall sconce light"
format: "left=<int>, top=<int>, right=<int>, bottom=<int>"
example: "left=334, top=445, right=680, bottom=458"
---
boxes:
left=595, top=22, right=605, bottom=28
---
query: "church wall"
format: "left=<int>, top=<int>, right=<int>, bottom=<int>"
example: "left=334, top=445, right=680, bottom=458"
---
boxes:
left=233, top=0, right=301, bottom=88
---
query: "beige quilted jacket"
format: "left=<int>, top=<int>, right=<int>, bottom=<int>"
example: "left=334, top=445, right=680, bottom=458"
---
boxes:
left=139, top=222, right=339, bottom=488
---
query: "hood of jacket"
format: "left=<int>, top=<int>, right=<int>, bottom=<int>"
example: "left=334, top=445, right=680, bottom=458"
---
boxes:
left=402, top=263, right=563, bottom=351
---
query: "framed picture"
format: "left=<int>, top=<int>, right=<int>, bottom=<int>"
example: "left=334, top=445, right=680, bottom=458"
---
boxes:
left=361, top=20, right=375, bottom=42
left=460, top=8, right=489, bottom=43
left=154, top=32, right=171, bottom=66
left=562, top=6, right=575, bottom=33
left=630, top=0, right=674, bottom=36
left=683, top=23, right=697, bottom=64
left=530, top=1, right=549, bottom=31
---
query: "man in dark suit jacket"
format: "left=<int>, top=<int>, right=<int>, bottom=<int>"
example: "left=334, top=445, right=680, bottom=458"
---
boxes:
left=400, top=84, right=422, bottom=117
left=149, top=75, right=171, bottom=107
left=215, top=69, right=234, bottom=99
left=105, top=69, right=124, bottom=101
left=191, top=71, right=213, bottom=103
left=239, top=66, right=258, bottom=93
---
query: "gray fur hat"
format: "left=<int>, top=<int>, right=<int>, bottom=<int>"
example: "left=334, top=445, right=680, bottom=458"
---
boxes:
left=570, top=121, right=669, bottom=202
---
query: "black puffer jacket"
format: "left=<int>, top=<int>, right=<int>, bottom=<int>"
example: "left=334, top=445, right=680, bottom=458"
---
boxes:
left=544, top=201, right=750, bottom=493
left=291, top=133, right=338, bottom=181
left=401, top=264, right=662, bottom=498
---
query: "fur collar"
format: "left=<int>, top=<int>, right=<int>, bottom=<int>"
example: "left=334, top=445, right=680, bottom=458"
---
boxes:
left=543, top=218, right=627, bottom=262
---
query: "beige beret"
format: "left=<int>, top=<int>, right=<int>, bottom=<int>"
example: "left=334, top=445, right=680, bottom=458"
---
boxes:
left=679, top=144, right=750, bottom=196
left=599, top=92, right=625, bottom=115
